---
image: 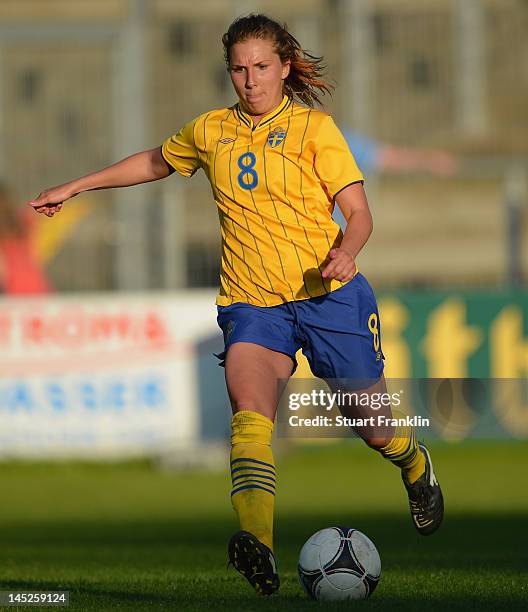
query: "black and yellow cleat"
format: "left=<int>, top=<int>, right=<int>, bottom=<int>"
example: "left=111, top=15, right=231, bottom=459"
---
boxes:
left=228, top=530, right=280, bottom=595
left=404, top=443, right=444, bottom=536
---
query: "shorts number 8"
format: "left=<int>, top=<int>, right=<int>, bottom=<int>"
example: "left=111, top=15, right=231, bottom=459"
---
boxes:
left=368, top=313, right=380, bottom=352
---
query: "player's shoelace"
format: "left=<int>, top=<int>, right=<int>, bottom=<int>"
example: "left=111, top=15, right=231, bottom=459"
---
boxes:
left=228, top=531, right=280, bottom=595
left=404, top=443, right=444, bottom=536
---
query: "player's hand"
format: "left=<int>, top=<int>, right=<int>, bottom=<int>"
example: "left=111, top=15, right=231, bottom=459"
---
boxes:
left=26, top=183, right=76, bottom=217
left=322, top=248, right=357, bottom=282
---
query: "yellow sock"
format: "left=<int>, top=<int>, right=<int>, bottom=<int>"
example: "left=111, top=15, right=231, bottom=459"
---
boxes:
left=230, top=410, right=275, bottom=550
left=378, top=420, right=426, bottom=484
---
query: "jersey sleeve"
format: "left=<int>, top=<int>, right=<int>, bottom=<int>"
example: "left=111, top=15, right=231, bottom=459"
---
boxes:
left=161, top=119, right=200, bottom=177
left=313, top=116, right=364, bottom=199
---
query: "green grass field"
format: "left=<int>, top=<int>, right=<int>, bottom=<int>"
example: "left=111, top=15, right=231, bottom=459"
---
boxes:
left=0, top=441, right=526, bottom=611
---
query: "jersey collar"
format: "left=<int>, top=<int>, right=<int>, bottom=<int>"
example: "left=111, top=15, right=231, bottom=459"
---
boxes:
left=236, top=95, right=293, bottom=131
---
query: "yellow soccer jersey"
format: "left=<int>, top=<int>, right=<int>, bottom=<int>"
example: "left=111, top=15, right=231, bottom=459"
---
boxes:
left=162, top=95, right=364, bottom=307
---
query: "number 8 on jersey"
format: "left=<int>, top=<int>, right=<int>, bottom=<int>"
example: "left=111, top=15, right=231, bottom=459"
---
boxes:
left=237, top=152, right=258, bottom=190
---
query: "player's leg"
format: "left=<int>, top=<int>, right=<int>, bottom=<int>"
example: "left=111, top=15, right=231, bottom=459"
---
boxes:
left=338, top=374, right=426, bottom=486
left=216, top=302, right=298, bottom=594
left=298, top=274, right=443, bottom=535
left=337, top=374, right=443, bottom=534
left=226, top=341, right=293, bottom=548
left=225, top=342, right=294, bottom=595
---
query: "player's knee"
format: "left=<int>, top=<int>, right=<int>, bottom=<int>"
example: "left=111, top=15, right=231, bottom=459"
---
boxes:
left=363, top=435, right=391, bottom=450
left=231, top=398, right=263, bottom=415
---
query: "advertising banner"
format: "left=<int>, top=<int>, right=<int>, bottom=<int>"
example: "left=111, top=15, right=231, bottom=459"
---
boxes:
left=0, top=291, right=218, bottom=458
left=377, top=289, right=528, bottom=379
left=1, top=288, right=527, bottom=457
left=290, top=289, right=528, bottom=440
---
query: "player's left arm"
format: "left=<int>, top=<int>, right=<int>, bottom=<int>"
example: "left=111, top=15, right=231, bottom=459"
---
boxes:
left=322, top=182, right=373, bottom=281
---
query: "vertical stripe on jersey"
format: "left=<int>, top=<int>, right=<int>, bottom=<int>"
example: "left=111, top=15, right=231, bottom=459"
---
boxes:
left=309, top=151, right=333, bottom=250
left=213, top=110, right=239, bottom=300
left=219, top=210, right=259, bottom=303
left=221, top=221, right=254, bottom=302
left=245, top=134, right=280, bottom=295
left=309, top=139, right=335, bottom=293
left=200, top=111, right=214, bottom=167
left=280, top=113, right=313, bottom=299
left=192, top=120, right=199, bottom=162
left=261, top=136, right=296, bottom=301
left=297, top=109, right=328, bottom=295
left=225, top=124, right=266, bottom=304
left=219, top=209, right=255, bottom=303
left=212, top=109, right=232, bottom=187
left=312, top=140, right=335, bottom=293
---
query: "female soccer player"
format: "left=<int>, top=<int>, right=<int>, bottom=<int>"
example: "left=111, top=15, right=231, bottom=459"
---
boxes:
left=27, top=14, right=443, bottom=596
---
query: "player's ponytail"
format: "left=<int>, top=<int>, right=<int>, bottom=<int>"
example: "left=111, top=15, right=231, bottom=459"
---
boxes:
left=222, top=14, right=333, bottom=107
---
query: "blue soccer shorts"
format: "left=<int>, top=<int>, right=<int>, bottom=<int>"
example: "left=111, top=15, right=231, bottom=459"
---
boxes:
left=216, top=273, right=384, bottom=385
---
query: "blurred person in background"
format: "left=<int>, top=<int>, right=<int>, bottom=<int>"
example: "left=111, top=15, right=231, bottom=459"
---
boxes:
left=342, top=129, right=457, bottom=177
left=334, top=130, right=458, bottom=227
left=0, top=183, right=51, bottom=294
left=26, top=14, right=443, bottom=598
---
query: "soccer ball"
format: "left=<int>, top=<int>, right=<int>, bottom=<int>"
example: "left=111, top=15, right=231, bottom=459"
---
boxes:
left=298, top=526, right=381, bottom=601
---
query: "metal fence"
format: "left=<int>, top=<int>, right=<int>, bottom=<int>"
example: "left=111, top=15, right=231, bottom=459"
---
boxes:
left=0, top=0, right=526, bottom=291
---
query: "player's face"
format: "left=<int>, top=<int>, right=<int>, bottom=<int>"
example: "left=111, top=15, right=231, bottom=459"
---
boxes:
left=229, top=37, right=290, bottom=124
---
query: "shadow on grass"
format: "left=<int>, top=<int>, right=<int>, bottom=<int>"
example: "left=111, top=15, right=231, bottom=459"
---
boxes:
left=0, top=513, right=526, bottom=566
left=0, top=579, right=525, bottom=612
left=0, top=513, right=526, bottom=611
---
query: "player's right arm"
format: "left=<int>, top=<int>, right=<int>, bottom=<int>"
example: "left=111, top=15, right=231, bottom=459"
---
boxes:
left=27, top=146, right=172, bottom=217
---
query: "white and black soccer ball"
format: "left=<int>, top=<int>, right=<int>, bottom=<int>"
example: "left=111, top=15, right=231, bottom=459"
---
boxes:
left=298, top=526, right=381, bottom=601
